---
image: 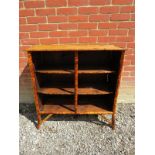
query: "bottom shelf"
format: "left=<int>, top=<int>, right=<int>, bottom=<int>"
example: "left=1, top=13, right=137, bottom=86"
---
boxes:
left=41, top=104, right=75, bottom=114
left=78, top=95, right=113, bottom=114
left=39, top=95, right=113, bottom=114
left=40, top=104, right=113, bottom=114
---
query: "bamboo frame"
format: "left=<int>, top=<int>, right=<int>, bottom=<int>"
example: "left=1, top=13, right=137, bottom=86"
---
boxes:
left=27, top=45, right=125, bottom=129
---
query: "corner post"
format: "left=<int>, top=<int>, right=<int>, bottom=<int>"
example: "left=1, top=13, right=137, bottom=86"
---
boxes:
left=112, top=50, right=125, bottom=129
left=27, top=51, right=42, bottom=129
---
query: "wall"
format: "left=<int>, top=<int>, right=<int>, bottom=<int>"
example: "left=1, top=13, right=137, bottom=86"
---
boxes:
left=19, top=0, right=135, bottom=103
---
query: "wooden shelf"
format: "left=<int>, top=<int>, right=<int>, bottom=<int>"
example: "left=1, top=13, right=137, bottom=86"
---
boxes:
left=76, top=104, right=113, bottom=114
left=79, top=69, right=114, bottom=74
left=40, top=103, right=112, bottom=114
left=36, top=69, right=74, bottom=74
left=36, top=69, right=114, bottom=74
left=40, top=104, right=75, bottom=114
left=38, top=87, right=112, bottom=95
left=39, top=95, right=113, bottom=114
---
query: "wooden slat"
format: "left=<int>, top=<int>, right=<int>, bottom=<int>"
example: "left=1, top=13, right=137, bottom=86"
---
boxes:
left=26, top=44, right=124, bottom=52
left=37, top=87, right=112, bottom=95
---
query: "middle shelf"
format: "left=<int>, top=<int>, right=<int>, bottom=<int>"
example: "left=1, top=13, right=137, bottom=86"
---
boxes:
left=36, top=72, right=117, bottom=95
left=36, top=69, right=114, bottom=74
left=38, top=87, right=112, bottom=95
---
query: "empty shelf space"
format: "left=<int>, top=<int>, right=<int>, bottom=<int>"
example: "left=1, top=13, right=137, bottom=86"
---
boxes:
left=36, top=69, right=114, bottom=74
left=39, top=95, right=75, bottom=114
left=78, top=51, right=121, bottom=71
left=36, top=73, right=74, bottom=88
left=40, top=104, right=75, bottom=114
left=38, top=87, right=112, bottom=95
left=77, top=95, right=113, bottom=114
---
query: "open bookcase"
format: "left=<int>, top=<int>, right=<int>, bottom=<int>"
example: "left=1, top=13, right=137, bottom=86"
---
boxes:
left=26, top=44, right=125, bottom=129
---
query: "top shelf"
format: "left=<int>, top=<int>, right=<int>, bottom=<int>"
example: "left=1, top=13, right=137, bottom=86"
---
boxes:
left=26, top=44, right=124, bottom=52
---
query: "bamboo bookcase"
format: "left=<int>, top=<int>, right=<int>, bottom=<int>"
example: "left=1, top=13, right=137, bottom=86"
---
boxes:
left=26, top=44, right=125, bottom=129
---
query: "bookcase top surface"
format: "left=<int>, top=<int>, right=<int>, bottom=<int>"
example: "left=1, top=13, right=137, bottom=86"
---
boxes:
left=26, top=44, right=124, bottom=52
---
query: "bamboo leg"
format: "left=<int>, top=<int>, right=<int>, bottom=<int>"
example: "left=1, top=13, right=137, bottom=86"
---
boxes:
left=112, top=114, right=115, bottom=130
left=112, top=52, right=124, bottom=130
left=100, top=114, right=116, bottom=130
left=28, top=52, right=42, bottom=129
left=37, top=113, right=42, bottom=129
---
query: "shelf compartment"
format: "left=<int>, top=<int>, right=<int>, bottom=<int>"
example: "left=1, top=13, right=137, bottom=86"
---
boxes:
left=38, top=87, right=112, bottom=95
left=76, top=104, right=113, bottom=114
left=39, top=95, right=113, bottom=114
left=40, top=104, right=113, bottom=114
left=31, top=51, right=74, bottom=71
left=78, top=74, right=117, bottom=93
left=36, top=69, right=114, bottom=74
left=36, top=74, right=74, bottom=88
left=39, top=95, right=75, bottom=114
left=40, top=104, right=75, bottom=114
left=77, top=95, right=114, bottom=114
left=78, top=51, right=121, bottom=71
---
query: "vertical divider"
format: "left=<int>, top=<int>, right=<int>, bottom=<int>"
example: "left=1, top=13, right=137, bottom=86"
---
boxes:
left=74, top=51, right=78, bottom=113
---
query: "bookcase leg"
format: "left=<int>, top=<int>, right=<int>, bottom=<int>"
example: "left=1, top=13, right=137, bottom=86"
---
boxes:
left=112, top=114, right=115, bottom=130
left=37, top=123, right=41, bottom=129
left=37, top=114, right=41, bottom=129
left=36, top=114, right=53, bottom=129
